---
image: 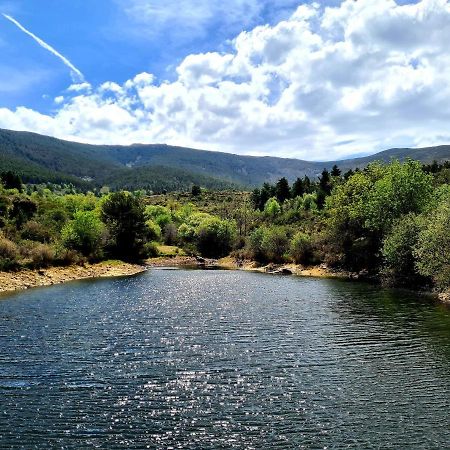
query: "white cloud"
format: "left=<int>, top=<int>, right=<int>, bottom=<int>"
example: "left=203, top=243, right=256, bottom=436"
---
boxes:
left=2, top=0, right=450, bottom=159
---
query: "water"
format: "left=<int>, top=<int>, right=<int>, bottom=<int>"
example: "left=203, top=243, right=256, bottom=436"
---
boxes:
left=0, top=269, right=449, bottom=449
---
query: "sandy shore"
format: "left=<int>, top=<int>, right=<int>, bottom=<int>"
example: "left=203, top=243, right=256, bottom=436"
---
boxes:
left=0, top=261, right=146, bottom=295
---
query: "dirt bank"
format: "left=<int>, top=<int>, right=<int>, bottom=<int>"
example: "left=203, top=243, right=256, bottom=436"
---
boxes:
left=0, top=261, right=146, bottom=295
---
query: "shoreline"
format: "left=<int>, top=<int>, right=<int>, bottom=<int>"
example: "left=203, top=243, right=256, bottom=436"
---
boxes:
left=1, top=256, right=448, bottom=305
left=0, top=261, right=146, bottom=296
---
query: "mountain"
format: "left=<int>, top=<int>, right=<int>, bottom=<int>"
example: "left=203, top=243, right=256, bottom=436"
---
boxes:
left=1, top=128, right=450, bottom=191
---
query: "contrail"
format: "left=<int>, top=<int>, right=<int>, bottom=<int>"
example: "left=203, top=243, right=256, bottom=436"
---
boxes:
left=2, top=13, right=84, bottom=82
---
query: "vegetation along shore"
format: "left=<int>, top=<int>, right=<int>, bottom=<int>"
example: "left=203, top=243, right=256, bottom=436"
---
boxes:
left=1, top=157, right=450, bottom=302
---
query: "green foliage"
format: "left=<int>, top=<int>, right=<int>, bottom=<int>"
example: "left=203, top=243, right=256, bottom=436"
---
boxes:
left=62, top=210, right=104, bottom=257
left=145, top=205, right=172, bottom=229
left=290, top=232, right=313, bottom=265
left=248, top=226, right=289, bottom=263
left=382, top=214, right=423, bottom=286
left=261, top=226, right=289, bottom=263
left=145, top=219, right=162, bottom=242
left=196, top=217, right=237, bottom=258
left=363, top=160, right=433, bottom=233
left=414, top=201, right=450, bottom=290
left=191, top=185, right=201, bottom=196
left=101, top=192, right=147, bottom=260
left=264, top=197, right=281, bottom=217
left=275, top=177, right=290, bottom=203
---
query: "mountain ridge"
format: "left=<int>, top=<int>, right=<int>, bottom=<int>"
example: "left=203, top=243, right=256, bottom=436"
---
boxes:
left=1, top=128, right=450, bottom=191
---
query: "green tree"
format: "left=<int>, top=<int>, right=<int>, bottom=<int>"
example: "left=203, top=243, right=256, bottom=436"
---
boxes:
left=291, top=177, right=304, bottom=198
left=414, top=200, right=450, bottom=290
left=196, top=217, right=237, bottom=258
left=382, top=214, right=423, bottom=286
left=275, top=177, right=291, bottom=203
left=101, top=192, right=147, bottom=260
left=264, top=197, right=281, bottom=217
left=191, top=185, right=201, bottom=196
left=331, top=165, right=341, bottom=177
left=62, top=210, right=104, bottom=257
left=1, top=171, right=23, bottom=192
left=290, top=232, right=313, bottom=264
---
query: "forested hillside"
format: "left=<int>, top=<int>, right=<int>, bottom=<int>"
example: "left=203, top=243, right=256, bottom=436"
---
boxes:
left=2, top=128, right=450, bottom=191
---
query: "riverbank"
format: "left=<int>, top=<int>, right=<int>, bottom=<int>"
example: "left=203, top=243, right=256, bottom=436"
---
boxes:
left=0, top=261, right=146, bottom=295
left=217, top=257, right=355, bottom=279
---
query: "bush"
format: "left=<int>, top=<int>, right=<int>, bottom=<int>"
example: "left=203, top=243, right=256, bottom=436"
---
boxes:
left=247, top=227, right=266, bottom=262
left=21, top=220, right=52, bottom=243
left=261, top=226, right=289, bottom=263
left=196, top=217, right=237, bottom=258
left=62, top=210, right=104, bottom=257
left=144, top=241, right=160, bottom=258
left=29, top=244, right=56, bottom=269
left=264, top=197, right=281, bottom=217
left=0, top=237, right=20, bottom=271
left=146, top=219, right=162, bottom=242
left=290, top=232, right=313, bottom=264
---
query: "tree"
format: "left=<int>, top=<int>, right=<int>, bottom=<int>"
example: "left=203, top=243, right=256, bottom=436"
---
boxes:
left=382, top=214, right=423, bottom=286
left=303, top=176, right=312, bottom=194
left=275, top=177, right=291, bottom=203
left=291, top=177, right=304, bottom=198
left=191, top=185, right=201, bottom=196
left=1, top=171, right=22, bottom=192
left=319, top=169, right=332, bottom=195
left=62, top=210, right=104, bottom=257
left=196, top=217, right=237, bottom=258
left=261, top=226, right=289, bottom=263
left=101, top=192, right=147, bottom=260
left=414, top=200, right=450, bottom=290
left=331, top=165, right=341, bottom=177
left=264, top=197, right=281, bottom=217
left=290, top=232, right=313, bottom=264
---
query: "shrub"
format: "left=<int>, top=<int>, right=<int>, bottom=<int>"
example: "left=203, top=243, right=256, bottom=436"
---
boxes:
left=264, top=197, right=281, bottom=217
left=29, top=244, right=56, bottom=269
left=62, top=210, right=104, bottom=257
left=0, top=237, right=20, bottom=270
left=21, top=220, right=52, bottom=243
left=146, top=219, right=162, bottom=242
left=290, top=232, right=313, bottom=265
left=144, top=241, right=160, bottom=258
left=261, top=226, right=289, bottom=263
left=196, top=217, right=237, bottom=258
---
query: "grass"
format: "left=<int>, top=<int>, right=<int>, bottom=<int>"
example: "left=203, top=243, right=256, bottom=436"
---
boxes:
left=157, top=245, right=186, bottom=257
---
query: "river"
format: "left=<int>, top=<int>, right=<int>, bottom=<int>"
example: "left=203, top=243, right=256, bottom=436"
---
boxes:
left=0, top=268, right=449, bottom=448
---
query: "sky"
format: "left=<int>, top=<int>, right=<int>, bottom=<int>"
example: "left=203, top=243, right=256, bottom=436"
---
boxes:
left=1, top=0, right=449, bottom=161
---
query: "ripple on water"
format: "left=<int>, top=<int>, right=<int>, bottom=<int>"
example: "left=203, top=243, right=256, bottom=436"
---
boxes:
left=0, top=269, right=449, bottom=449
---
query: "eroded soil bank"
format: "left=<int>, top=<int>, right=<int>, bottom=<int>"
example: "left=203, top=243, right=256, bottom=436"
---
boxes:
left=0, top=261, right=146, bottom=295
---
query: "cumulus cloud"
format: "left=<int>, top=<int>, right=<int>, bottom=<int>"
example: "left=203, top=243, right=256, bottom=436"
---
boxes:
left=2, top=0, right=450, bottom=159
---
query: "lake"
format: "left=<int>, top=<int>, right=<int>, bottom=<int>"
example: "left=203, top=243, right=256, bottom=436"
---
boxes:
left=0, top=268, right=449, bottom=449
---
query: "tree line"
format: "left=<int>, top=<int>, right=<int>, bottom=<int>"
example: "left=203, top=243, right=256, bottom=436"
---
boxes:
left=1, top=159, right=450, bottom=294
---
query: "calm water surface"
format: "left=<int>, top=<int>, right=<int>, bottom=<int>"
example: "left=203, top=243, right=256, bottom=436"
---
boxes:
left=0, top=269, right=449, bottom=449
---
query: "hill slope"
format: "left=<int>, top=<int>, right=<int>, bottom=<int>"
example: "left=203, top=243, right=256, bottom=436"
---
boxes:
left=1, top=128, right=450, bottom=190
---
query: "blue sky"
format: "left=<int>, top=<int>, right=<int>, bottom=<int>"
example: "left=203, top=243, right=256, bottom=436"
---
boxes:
left=0, top=0, right=312, bottom=111
left=0, top=0, right=446, bottom=160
